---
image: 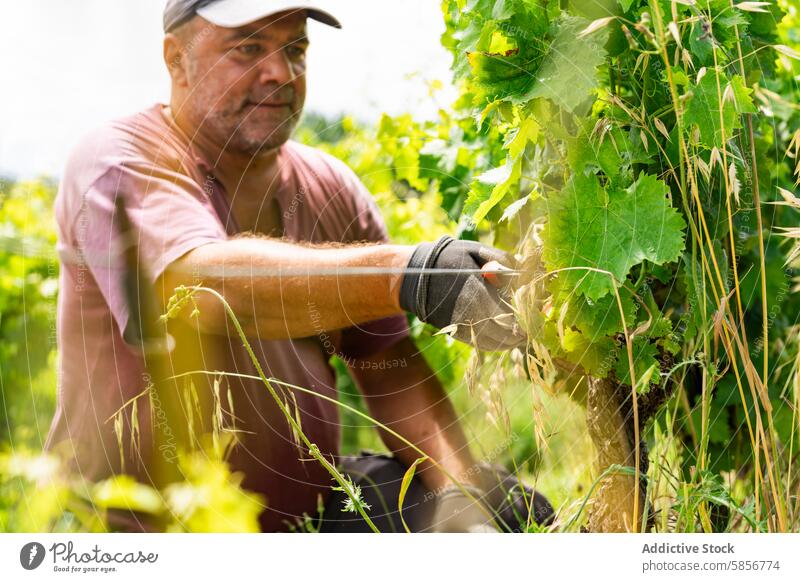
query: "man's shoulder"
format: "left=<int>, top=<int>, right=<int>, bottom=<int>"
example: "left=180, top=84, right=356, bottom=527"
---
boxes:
left=56, top=105, right=199, bottom=238
left=62, top=105, right=185, bottom=192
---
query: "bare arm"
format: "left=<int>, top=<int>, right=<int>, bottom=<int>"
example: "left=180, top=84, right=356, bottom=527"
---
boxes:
left=349, top=337, right=480, bottom=492
left=157, top=238, right=413, bottom=339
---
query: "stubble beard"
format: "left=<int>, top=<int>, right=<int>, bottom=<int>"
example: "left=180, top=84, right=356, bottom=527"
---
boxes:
left=206, top=101, right=302, bottom=158
left=237, top=111, right=300, bottom=156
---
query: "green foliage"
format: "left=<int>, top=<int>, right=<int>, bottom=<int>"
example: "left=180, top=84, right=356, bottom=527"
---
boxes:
left=0, top=179, right=59, bottom=447
left=613, top=337, right=661, bottom=391
left=542, top=172, right=686, bottom=301
left=508, top=15, right=607, bottom=112
left=93, top=475, right=164, bottom=515
left=684, top=71, right=756, bottom=148
left=163, top=452, right=264, bottom=533
left=0, top=452, right=76, bottom=532
left=437, top=0, right=800, bottom=529
left=462, top=11, right=609, bottom=112
left=0, top=449, right=265, bottom=533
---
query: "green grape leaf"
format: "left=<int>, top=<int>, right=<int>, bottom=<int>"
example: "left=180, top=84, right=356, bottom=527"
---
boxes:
left=614, top=338, right=661, bottom=391
left=669, top=66, right=690, bottom=87
left=683, top=71, right=755, bottom=148
left=658, top=334, right=681, bottom=356
left=500, top=194, right=532, bottom=222
left=542, top=172, right=686, bottom=300
left=617, top=0, right=636, bottom=12
left=568, top=125, right=651, bottom=179
left=549, top=277, right=638, bottom=337
left=464, top=155, right=522, bottom=222
left=543, top=321, right=618, bottom=378
left=442, top=0, right=514, bottom=78
left=649, top=262, right=674, bottom=284
left=746, top=0, right=785, bottom=43
left=504, top=116, right=540, bottom=159
left=569, top=130, right=625, bottom=178
left=467, top=45, right=548, bottom=104
left=569, top=292, right=638, bottom=338
left=646, top=316, right=674, bottom=340
left=562, top=329, right=618, bottom=378
left=521, top=16, right=609, bottom=112
left=467, top=15, right=608, bottom=112
left=689, top=21, right=715, bottom=66
left=729, top=75, right=757, bottom=114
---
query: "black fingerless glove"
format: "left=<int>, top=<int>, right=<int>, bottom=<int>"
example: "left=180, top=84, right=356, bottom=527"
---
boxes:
left=399, top=236, right=524, bottom=351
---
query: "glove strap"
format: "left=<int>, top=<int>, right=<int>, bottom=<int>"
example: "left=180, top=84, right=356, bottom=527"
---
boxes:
left=415, top=235, right=455, bottom=322
left=399, top=235, right=454, bottom=321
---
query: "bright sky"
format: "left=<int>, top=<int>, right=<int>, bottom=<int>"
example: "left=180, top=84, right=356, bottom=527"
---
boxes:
left=0, top=1, right=457, bottom=179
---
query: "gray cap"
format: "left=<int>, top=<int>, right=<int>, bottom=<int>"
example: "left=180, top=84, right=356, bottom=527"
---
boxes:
left=164, top=0, right=341, bottom=33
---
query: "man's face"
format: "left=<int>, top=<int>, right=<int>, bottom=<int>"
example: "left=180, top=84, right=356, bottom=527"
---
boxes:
left=173, top=11, right=309, bottom=157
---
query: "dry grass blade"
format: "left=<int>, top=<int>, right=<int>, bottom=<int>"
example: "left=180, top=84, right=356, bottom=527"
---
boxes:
left=579, top=16, right=616, bottom=38
left=464, top=346, right=481, bottom=398
left=768, top=187, right=800, bottom=208
left=777, top=227, right=800, bottom=264
left=772, top=188, right=800, bottom=263
left=654, top=118, right=671, bottom=141
left=728, top=163, right=742, bottom=206
left=398, top=456, right=428, bottom=533
left=773, top=44, right=800, bottom=61
left=735, top=2, right=772, bottom=13
left=668, top=21, right=682, bottom=48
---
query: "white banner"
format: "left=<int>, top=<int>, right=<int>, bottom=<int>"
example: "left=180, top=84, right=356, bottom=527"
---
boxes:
left=1, top=534, right=798, bottom=581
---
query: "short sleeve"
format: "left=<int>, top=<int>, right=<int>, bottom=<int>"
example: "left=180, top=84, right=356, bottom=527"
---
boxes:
left=331, top=164, right=410, bottom=360
left=78, top=162, right=228, bottom=343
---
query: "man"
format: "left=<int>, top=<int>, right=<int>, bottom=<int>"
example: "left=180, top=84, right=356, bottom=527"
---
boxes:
left=47, top=0, right=553, bottom=532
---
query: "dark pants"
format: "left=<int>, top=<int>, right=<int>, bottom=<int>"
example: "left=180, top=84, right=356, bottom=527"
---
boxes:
left=319, top=453, right=555, bottom=533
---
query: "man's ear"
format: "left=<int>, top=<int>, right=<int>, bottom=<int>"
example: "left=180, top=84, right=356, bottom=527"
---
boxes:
left=164, top=34, right=189, bottom=87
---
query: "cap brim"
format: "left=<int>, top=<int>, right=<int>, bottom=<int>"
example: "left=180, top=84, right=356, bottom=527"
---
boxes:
left=196, top=1, right=341, bottom=29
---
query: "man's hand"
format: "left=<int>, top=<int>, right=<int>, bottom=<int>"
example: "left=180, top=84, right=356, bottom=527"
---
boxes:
left=432, top=486, right=498, bottom=533
left=399, top=236, right=525, bottom=351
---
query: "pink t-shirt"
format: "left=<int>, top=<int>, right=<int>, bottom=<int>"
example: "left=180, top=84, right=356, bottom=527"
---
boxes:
left=46, top=104, right=409, bottom=531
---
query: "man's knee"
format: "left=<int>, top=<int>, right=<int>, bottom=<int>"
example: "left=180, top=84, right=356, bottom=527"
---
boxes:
left=323, top=454, right=555, bottom=533
left=475, top=463, right=555, bottom=531
left=320, top=452, right=433, bottom=533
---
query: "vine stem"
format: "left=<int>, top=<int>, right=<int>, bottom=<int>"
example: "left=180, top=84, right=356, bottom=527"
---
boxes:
left=526, top=265, right=642, bottom=532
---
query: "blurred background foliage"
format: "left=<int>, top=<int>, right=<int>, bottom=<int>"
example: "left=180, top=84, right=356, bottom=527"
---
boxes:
left=0, top=178, right=59, bottom=449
